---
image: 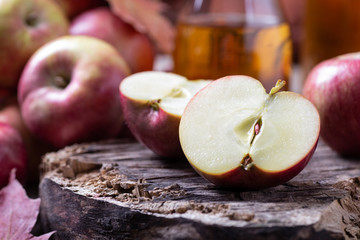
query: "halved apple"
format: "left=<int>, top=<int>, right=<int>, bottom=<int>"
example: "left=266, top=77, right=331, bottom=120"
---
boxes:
left=179, top=75, right=320, bottom=190
left=119, top=71, right=211, bottom=158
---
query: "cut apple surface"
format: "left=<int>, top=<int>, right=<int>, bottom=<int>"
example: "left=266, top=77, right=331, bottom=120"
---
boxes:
left=120, top=71, right=211, bottom=157
left=179, top=75, right=320, bottom=189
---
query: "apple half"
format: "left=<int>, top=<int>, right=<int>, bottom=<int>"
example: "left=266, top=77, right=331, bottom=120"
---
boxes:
left=119, top=71, right=211, bottom=158
left=179, top=76, right=320, bottom=190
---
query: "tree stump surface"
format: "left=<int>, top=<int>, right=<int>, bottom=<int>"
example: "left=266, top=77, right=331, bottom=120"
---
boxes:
left=38, top=139, right=360, bottom=240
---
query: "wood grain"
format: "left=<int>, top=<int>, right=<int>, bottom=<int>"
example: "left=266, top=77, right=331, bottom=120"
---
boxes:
left=38, top=139, right=360, bottom=240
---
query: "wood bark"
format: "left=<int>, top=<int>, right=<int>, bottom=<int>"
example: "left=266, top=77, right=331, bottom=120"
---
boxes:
left=38, top=139, right=360, bottom=240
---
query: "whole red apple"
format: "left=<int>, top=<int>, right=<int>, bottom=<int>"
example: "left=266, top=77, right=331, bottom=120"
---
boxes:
left=18, top=36, right=130, bottom=149
left=0, top=122, right=27, bottom=188
left=0, top=0, right=69, bottom=89
left=70, top=7, right=156, bottom=74
left=303, top=52, right=360, bottom=157
left=54, top=0, right=108, bottom=19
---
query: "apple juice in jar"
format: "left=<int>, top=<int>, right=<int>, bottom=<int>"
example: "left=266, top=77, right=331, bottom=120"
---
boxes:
left=302, top=0, right=360, bottom=77
left=173, top=0, right=292, bottom=92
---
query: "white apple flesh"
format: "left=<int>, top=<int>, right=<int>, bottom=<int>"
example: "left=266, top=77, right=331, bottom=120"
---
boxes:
left=120, top=71, right=211, bottom=157
left=179, top=76, right=320, bottom=190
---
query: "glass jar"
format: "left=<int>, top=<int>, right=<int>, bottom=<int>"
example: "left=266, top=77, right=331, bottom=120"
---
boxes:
left=173, top=0, right=292, bottom=91
left=302, top=0, right=360, bottom=78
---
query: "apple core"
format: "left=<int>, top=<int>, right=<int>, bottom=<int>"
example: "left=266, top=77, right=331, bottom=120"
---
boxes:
left=236, top=80, right=284, bottom=171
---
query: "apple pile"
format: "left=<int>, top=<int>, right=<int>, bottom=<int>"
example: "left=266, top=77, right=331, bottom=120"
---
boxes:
left=180, top=76, right=320, bottom=190
left=0, top=0, right=157, bottom=187
left=303, top=52, right=360, bottom=157
left=0, top=0, right=320, bottom=192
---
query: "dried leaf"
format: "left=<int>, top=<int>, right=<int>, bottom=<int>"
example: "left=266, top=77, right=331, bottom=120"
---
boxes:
left=108, top=0, right=175, bottom=53
left=0, top=169, right=55, bottom=240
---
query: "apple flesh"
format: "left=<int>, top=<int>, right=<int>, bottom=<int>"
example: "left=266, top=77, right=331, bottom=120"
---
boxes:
left=0, top=0, right=69, bottom=89
left=179, top=76, right=320, bottom=190
left=303, top=52, right=360, bottom=157
left=0, top=122, right=27, bottom=188
left=120, top=71, right=211, bottom=157
left=70, top=7, right=155, bottom=74
left=18, top=36, right=130, bottom=149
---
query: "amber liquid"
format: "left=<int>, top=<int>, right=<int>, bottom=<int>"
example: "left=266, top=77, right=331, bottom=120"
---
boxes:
left=173, top=14, right=292, bottom=91
left=302, top=0, right=360, bottom=77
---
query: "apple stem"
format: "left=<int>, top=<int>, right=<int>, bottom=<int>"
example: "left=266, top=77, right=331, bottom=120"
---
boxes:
left=53, top=75, right=70, bottom=89
left=269, top=80, right=286, bottom=96
left=25, top=12, right=38, bottom=27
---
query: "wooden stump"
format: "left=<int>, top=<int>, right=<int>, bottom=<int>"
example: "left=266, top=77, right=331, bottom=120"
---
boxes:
left=38, top=139, right=360, bottom=240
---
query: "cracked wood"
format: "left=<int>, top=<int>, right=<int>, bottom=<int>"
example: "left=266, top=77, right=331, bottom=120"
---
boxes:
left=38, top=139, right=360, bottom=240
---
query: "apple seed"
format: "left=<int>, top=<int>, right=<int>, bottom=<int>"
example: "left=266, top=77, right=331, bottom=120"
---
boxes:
left=254, top=121, right=261, bottom=135
left=251, top=118, right=262, bottom=143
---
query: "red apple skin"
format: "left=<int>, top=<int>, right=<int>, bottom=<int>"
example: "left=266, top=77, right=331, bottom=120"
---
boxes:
left=54, top=0, right=108, bottom=19
left=303, top=53, right=360, bottom=157
left=0, top=122, right=27, bottom=188
left=119, top=94, right=183, bottom=158
left=18, top=36, right=130, bottom=149
left=0, top=97, right=26, bottom=139
left=70, top=7, right=155, bottom=74
left=0, top=0, right=69, bottom=89
left=191, top=140, right=317, bottom=190
left=0, top=97, right=54, bottom=184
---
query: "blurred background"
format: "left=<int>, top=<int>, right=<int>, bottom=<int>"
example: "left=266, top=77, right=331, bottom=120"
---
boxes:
left=160, top=0, right=360, bottom=92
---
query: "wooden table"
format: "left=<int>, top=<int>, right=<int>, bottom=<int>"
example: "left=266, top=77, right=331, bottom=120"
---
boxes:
left=38, top=138, right=360, bottom=240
